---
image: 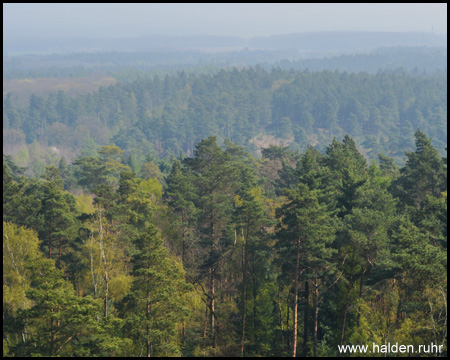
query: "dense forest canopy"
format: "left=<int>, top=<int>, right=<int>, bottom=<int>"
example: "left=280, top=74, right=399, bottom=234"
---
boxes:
left=3, top=34, right=448, bottom=357
left=3, top=65, right=447, bottom=177
left=3, top=130, right=447, bottom=356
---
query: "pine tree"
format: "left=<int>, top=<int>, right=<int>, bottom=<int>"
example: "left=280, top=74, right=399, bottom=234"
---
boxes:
left=390, top=129, right=446, bottom=209
left=122, top=225, right=190, bottom=357
left=39, top=167, right=77, bottom=268
left=233, top=165, right=270, bottom=356
left=276, top=183, right=336, bottom=357
left=183, top=136, right=238, bottom=350
left=165, top=159, right=198, bottom=269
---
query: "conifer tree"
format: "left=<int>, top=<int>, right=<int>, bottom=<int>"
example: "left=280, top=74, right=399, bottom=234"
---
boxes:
left=276, top=183, right=336, bottom=357
left=233, top=165, right=270, bottom=356
left=165, top=159, right=198, bottom=267
left=184, top=136, right=238, bottom=350
left=122, top=225, right=190, bottom=357
left=390, top=129, right=446, bottom=209
left=39, top=167, right=78, bottom=268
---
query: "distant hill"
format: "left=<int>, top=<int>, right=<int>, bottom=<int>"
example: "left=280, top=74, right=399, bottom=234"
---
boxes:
left=3, top=46, right=447, bottom=81
left=271, top=46, right=447, bottom=74
left=248, top=31, right=447, bottom=52
left=4, top=31, right=446, bottom=55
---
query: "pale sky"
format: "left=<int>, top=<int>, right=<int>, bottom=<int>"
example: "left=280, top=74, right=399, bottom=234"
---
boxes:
left=3, top=3, right=447, bottom=39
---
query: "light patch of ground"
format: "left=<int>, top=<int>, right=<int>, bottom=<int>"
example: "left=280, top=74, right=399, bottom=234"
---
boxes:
left=3, top=76, right=117, bottom=104
left=250, top=134, right=295, bottom=156
left=49, top=146, right=60, bottom=155
left=306, top=134, right=319, bottom=147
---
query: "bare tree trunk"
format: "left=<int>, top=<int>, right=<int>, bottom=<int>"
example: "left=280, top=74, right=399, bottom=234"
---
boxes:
left=58, top=236, right=63, bottom=269
left=89, top=232, right=97, bottom=299
left=241, top=225, right=249, bottom=357
left=180, top=211, right=187, bottom=351
left=303, top=280, right=309, bottom=356
left=147, top=298, right=151, bottom=357
left=340, top=268, right=354, bottom=350
left=146, top=260, right=152, bottom=357
left=98, top=209, right=109, bottom=321
left=209, top=197, right=216, bottom=350
left=357, top=267, right=366, bottom=328
left=209, top=267, right=216, bottom=350
left=181, top=210, right=187, bottom=265
left=212, top=275, right=216, bottom=349
left=287, top=291, right=290, bottom=348
left=202, top=304, right=208, bottom=352
left=50, top=316, right=55, bottom=356
left=253, top=273, right=257, bottom=331
left=48, top=224, right=53, bottom=259
left=313, top=270, right=319, bottom=358
left=182, top=299, right=186, bottom=350
left=292, top=236, right=301, bottom=357
left=279, top=287, right=284, bottom=345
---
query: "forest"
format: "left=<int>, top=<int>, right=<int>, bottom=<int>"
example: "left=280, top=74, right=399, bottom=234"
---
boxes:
left=3, top=46, right=447, bottom=81
left=3, top=64, right=447, bottom=176
left=3, top=128, right=447, bottom=356
left=2, top=29, right=448, bottom=357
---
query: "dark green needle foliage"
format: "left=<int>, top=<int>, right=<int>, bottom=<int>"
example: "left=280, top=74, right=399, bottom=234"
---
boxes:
left=2, top=62, right=447, bottom=357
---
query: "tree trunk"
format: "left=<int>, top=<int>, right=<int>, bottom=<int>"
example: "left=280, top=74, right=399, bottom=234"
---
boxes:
left=340, top=268, right=354, bottom=350
left=241, top=225, right=249, bottom=357
left=286, top=291, right=290, bottom=348
left=50, top=313, right=54, bottom=356
left=303, top=280, right=309, bottom=356
left=48, top=224, right=53, bottom=259
left=181, top=212, right=187, bottom=351
left=279, top=287, right=284, bottom=345
left=89, top=233, right=97, bottom=299
left=147, top=265, right=151, bottom=357
left=209, top=267, right=216, bottom=349
left=147, top=299, right=151, bottom=357
left=98, top=209, right=109, bottom=320
left=210, top=194, right=216, bottom=350
left=202, top=304, right=208, bottom=351
left=357, top=267, right=366, bottom=328
left=313, top=270, right=319, bottom=358
left=212, top=275, right=216, bottom=349
left=292, top=236, right=301, bottom=357
left=58, top=236, right=62, bottom=269
left=181, top=211, right=186, bottom=265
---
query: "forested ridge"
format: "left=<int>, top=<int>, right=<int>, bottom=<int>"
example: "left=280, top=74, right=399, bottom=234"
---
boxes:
left=3, top=46, right=446, bottom=80
left=4, top=66, right=447, bottom=176
left=3, top=128, right=447, bottom=356
left=2, top=43, right=448, bottom=357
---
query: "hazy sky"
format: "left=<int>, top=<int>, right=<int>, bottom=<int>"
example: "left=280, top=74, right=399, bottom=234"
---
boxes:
left=3, top=3, right=447, bottom=39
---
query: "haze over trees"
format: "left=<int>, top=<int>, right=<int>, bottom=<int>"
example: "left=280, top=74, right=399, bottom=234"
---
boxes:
left=3, top=63, right=447, bottom=174
left=3, top=28, right=448, bottom=357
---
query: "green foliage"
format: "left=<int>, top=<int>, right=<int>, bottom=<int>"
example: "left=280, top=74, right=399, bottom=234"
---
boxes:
left=390, top=129, right=447, bottom=209
left=73, top=156, right=109, bottom=190
left=2, top=131, right=447, bottom=357
left=3, top=223, right=41, bottom=315
left=121, top=225, right=191, bottom=356
left=38, top=171, right=79, bottom=265
left=75, top=194, right=95, bottom=215
left=4, top=67, right=446, bottom=170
